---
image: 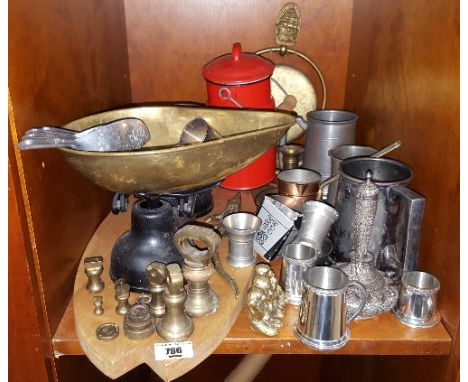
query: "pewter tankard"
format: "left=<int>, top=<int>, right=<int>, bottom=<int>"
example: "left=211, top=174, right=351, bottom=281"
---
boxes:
left=294, top=266, right=367, bottom=351
left=330, top=157, right=425, bottom=282
left=302, top=110, right=357, bottom=200
left=393, top=271, right=441, bottom=328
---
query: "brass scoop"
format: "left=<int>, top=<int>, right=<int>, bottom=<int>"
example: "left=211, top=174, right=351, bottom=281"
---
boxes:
left=18, top=118, right=150, bottom=152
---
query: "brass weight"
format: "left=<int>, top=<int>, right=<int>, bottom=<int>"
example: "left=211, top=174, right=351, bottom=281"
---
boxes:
left=174, top=224, right=222, bottom=317
left=156, top=263, right=194, bottom=342
left=145, top=262, right=168, bottom=317
left=84, top=256, right=104, bottom=293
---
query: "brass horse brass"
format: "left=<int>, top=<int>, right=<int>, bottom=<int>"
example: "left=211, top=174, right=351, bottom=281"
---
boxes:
left=275, top=2, right=301, bottom=46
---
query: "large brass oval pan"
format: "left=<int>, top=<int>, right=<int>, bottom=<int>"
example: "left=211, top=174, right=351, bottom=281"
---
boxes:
left=60, top=106, right=295, bottom=194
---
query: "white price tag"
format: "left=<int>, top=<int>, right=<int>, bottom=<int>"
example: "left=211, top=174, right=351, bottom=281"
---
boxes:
left=154, top=341, right=193, bottom=360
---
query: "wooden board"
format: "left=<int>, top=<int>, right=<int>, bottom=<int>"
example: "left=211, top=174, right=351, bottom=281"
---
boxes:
left=73, top=188, right=254, bottom=380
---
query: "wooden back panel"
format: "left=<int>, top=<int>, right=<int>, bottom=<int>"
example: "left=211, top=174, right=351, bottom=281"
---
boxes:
left=8, top=0, right=132, bottom=336
left=124, top=0, right=353, bottom=109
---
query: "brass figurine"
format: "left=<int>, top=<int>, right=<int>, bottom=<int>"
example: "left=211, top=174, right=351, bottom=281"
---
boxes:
left=275, top=2, right=301, bottom=47
left=174, top=224, right=221, bottom=317
left=115, top=281, right=131, bottom=316
left=84, top=256, right=104, bottom=293
left=156, top=263, right=194, bottom=341
left=93, top=295, right=104, bottom=316
left=145, top=262, right=168, bottom=317
left=246, top=264, right=286, bottom=336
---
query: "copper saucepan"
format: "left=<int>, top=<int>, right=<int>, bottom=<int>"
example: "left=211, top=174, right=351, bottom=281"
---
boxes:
left=277, top=168, right=321, bottom=199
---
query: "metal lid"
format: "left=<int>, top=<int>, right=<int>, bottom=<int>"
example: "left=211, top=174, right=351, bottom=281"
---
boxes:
left=203, top=43, right=274, bottom=85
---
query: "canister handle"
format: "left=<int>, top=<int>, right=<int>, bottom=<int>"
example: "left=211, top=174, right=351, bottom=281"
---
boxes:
left=346, top=280, right=367, bottom=323
left=388, top=186, right=426, bottom=273
left=218, top=87, right=243, bottom=108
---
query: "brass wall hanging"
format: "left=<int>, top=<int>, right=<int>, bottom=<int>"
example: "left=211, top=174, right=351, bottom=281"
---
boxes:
left=275, top=2, right=302, bottom=46
left=256, top=2, right=327, bottom=143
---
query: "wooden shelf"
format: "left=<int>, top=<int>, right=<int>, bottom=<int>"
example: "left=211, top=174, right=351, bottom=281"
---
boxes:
left=52, top=187, right=451, bottom=358
left=53, top=282, right=451, bottom=357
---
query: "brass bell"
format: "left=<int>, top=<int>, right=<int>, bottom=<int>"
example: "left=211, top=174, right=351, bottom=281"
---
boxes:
left=156, top=263, right=193, bottom=341
left=173, top=224, right=221, bottom=317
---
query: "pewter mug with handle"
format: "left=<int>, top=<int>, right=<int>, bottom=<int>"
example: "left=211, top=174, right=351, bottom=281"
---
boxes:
left=294, top=266, right=367, bottom=351
left=393, top=271, right=441, bottom=328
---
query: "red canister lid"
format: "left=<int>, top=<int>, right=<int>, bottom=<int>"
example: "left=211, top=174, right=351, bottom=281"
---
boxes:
left=203, top=43, right=274, bottom=85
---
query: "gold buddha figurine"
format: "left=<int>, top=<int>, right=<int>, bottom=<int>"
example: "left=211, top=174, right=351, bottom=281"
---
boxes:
left=246, top=264, right=286, bottom=336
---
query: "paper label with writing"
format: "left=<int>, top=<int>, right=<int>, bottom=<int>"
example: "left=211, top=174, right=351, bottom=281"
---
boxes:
left=154, top=341, right=193, bottom=360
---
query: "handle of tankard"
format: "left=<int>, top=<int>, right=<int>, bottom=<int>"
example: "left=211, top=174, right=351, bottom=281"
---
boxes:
left=346, top=281, right=368, bottom=324
left=387, top=186, right=426, bottom=274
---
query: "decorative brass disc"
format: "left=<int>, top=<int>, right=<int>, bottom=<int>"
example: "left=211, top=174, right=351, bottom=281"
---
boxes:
left=271, top=64, right=317, bottom=142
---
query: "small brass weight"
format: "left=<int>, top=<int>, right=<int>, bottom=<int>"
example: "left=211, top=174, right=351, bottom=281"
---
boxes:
left=173, top=224, right=222, bottom=317
left=156, top=263, right=194, bottom=341
left=114, top=278, right=131, bottom=315
left=145, top=262, right=168, bottom=317
left=93, top=296, right=104, bottom=316
left=84, top=256, right=104, bottom=293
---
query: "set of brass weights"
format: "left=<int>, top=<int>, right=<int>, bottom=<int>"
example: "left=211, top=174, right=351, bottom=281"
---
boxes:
left=84, top=224, right=223, bottom=342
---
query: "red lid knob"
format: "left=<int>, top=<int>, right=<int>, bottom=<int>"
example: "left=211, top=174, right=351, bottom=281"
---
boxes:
left=232, top=43, right=242, bottom=62
left=202, top=43, right=274, bottom=85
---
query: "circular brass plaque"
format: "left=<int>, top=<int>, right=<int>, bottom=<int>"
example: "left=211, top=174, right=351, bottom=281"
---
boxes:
left=271, top=64, right=317, bottom=143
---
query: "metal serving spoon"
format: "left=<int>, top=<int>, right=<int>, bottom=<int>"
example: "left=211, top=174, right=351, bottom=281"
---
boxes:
left=18, top=118, right=151, bottom=152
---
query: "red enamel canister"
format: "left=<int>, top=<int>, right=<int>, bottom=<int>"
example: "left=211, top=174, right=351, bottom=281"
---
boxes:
left=203, top=43, right=276, bottom=190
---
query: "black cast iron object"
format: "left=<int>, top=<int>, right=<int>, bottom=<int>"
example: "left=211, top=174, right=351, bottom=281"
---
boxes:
left=110, top=198, right=181, bottom=293
left=110, top=184, right=216, bottom=292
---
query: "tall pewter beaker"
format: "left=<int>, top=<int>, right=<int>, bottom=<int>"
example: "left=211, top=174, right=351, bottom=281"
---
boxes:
left=302, top=110, right=358, bottom=200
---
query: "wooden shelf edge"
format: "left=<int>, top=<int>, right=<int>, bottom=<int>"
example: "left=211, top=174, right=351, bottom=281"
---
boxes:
left=53, top=297, right=451, bottom=357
